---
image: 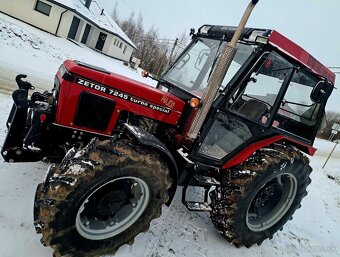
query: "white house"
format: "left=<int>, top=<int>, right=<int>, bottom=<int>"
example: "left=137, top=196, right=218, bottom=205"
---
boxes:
left=0, top=0, right=136, bottom=62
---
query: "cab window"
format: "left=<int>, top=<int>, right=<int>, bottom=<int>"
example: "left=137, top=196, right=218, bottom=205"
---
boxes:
left=229, top=51, right=293, bottom=125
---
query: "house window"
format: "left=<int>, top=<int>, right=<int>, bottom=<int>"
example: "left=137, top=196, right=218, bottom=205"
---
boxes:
left=81, top=24, right=91, bottom=44
left=123, top=45, right=127, bottom=54
left=119, top=42, right=123, bottom=49
left=34, top=1, right=52, bottom=16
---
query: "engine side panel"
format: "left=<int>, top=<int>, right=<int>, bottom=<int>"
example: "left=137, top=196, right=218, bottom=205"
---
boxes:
left=54, top=60, right=185, bottom=136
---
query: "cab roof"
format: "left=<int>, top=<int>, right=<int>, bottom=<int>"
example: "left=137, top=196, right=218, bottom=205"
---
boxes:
left=197, top=25, right=335, bottom=84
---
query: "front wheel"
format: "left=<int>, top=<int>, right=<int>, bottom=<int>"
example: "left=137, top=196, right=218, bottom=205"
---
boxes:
left=210, top=144, right=312, bottom=247
left=34, top=138, right=172, bottom=257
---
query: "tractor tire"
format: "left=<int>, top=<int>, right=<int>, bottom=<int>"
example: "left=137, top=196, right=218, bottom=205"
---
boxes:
left=210, top=143, right=312, bottom=247
left=34, top=138, right=172, bottom=257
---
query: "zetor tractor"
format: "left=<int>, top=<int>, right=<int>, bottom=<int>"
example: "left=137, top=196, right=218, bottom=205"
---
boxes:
left=1, top=1, right=335, bottom=256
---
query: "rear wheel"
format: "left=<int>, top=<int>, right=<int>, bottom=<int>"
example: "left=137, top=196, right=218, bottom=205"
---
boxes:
left=210, top=144, right=312, bottom=247
left=34, top=138, right=172, bottom=257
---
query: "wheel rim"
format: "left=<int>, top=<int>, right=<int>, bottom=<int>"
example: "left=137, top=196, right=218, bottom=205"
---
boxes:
left=246, top=173, right=297, bottom=232
left=75, top=176, right=150, bottom=240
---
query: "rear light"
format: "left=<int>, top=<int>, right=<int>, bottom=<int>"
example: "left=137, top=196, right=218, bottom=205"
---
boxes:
left=189, top=98, right=201, bottom=108
left=40, top=114, right=47, bottom=123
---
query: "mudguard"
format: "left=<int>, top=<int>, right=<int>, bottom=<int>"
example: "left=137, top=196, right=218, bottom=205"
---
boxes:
left=123, top=123, right=178, bottom=205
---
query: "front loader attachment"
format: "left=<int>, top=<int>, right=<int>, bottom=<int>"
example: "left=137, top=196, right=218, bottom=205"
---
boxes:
left=2, top=75, right=41, bottom=162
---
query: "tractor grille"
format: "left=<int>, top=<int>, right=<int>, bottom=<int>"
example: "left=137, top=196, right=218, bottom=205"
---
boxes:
left=74, top=92, right=115, bottom=131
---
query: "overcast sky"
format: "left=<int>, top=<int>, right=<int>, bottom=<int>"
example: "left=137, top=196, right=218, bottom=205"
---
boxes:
left=97, top=0, right=339, bottom=112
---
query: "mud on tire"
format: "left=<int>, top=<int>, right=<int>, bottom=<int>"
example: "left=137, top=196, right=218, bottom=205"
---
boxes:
left=210, top=143, right=312, bottom=247
left=34, top=138, right=172, bottom=257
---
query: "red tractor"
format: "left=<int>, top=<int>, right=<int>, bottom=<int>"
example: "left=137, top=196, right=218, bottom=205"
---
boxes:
left=1, top=1, right=335, bottom=256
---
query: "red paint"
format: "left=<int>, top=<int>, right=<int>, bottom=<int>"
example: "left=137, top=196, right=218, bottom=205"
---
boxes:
left=54, top=60, right=185, bottom=136
left=39, top=114, right=47, bottom=123
left=222, top=135, right=316, bottom=169
left=269, top=30, right=335, bottom=84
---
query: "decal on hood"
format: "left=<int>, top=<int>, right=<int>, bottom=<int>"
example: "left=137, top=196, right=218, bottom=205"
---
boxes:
left=76, top=77, right=171, bottom=114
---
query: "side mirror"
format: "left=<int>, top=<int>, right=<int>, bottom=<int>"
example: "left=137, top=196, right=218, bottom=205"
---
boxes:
left=310, top=80, right=333, bottom=103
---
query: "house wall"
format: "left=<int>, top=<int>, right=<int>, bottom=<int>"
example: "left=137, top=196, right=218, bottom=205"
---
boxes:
left=0, top=0, right=65, bottom=35
left=0, top=0, right=135, bottom=62
left=55, top=11, right=74, bottom=38
left=85, top=29, right=133, bottom=62
left=107, top=36, right=134, bottom=62
left=87, top=27, right=100, bottom=49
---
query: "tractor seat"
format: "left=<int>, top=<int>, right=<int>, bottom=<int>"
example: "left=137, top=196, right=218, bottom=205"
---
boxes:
left=237, top=99, right=269, bottom=123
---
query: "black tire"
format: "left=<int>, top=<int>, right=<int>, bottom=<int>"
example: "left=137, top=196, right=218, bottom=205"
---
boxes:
left=34, top=138, right=172, bottom=257
left=210, top=143, right=312, bottom=247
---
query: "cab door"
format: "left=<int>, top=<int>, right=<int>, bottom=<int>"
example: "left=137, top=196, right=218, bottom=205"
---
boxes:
left=193, top=51, right=295, bottom=165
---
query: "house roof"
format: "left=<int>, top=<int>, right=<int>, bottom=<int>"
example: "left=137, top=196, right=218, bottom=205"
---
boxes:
left=47, top=0, right=136, bottom=49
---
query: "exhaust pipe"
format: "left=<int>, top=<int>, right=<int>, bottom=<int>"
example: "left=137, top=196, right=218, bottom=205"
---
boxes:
left=187, top=0, right=260, bottom=140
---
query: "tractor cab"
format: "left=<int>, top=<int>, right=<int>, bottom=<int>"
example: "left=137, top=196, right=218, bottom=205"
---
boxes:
left=160, top=25, right=334, bottom=167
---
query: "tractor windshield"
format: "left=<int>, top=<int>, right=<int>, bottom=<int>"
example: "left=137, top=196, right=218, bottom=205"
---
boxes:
left=162, top=37, right=254, bottom=97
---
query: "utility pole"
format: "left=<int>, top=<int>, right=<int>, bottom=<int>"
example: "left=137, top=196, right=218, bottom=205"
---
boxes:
left=167, top=38, right=178, bottom=66
left=323, top=140, right=339, bottom=169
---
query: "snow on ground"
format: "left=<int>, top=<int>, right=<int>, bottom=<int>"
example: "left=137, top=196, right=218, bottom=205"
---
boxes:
left=0, top=11, right=339, bottom=257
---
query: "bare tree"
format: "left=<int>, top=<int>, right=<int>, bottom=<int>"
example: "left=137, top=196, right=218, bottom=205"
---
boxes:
left=111, top=6, right=188, bottom=76
left=111, top=2, right=120, bottom=25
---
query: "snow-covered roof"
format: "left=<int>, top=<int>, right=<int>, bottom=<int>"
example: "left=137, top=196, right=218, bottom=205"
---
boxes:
left=48, top=0, right=136, bottom=49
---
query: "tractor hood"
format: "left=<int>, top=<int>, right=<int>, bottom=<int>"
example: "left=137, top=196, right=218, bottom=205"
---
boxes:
left=58, top=60, right=185, bottom=129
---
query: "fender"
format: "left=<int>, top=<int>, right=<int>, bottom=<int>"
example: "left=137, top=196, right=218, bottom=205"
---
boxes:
left=222, top=135, right=317, bottom=170
left=123, top=123, right=178, bottom=205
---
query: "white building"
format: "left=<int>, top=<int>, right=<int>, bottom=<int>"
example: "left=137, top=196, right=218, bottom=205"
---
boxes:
left=0, top=0, right=136, bottom=62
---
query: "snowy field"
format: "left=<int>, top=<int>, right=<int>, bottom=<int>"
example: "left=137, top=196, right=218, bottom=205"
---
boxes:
left=0, top=11, right=340, bottom=257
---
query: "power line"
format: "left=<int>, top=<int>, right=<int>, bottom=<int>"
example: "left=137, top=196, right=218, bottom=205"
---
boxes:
left=137, top=37, right=177, bottom=42
left=118, top=0, right=134, bottom=12
left=328, top=67, right=340, bottom=74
